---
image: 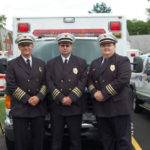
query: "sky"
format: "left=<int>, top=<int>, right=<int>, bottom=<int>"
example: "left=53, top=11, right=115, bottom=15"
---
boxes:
left=0, top=0, right=149, bottom=30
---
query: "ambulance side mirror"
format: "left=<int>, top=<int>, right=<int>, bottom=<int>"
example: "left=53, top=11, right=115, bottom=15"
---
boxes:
left=133, top=57, right=143, bottom=73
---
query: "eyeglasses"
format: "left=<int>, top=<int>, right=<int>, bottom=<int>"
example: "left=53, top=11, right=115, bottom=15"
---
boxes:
left=59, top=44, right=71, bottom=48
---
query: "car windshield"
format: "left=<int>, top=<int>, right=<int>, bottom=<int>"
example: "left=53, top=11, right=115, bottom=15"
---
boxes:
left=32, top=39, right=101, bottom=65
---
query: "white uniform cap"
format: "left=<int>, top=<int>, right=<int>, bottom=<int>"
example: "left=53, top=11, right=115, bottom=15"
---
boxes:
left=56, top=33, right=75, bottom=44
left=15, top=34, right=35, bottom=45
left=98, top=33, right=118, bottom=45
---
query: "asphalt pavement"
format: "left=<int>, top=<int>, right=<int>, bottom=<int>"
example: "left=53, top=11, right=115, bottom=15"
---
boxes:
left=132, top=110, right=150, bottom=150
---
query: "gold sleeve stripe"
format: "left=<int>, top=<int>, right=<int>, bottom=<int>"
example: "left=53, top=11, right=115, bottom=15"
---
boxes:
left=17, top=90, right=25, bottom=100
left=106, top=84, right=115, bottom=96
left=53, top=89, right=60, bottom=96
left=88, top=84, right=95, bottom=92
left=107, top=84, right=115, bottom=95
left=106, top=85, right=114, bottom=96
left=72, top=89, right=80, bottom=97
left=72, top=87, right=82, bottom=97
left=106, top=84, right=117, bottom=96
left=73, top=88, right=81, bottom=96
left=52, top=89, right=60, bottom=100
left=75, top=87, right=82, bottom=96
left=12, top=87, right=26, bottom=101
left=108, top=84, right=117, bottom=95
left=40, top=85, right=46, bottom=96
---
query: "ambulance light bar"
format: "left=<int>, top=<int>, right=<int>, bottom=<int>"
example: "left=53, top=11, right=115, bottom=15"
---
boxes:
left=33, top=29, right=106, bottom=37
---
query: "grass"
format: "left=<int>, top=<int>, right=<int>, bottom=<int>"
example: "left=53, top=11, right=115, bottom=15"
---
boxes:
left=0, top=97, right=6, bottom=132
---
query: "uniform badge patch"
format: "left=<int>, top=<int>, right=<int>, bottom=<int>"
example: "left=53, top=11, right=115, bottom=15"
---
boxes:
left=73, top=68, right=78, bottom=74
left=39, top=66, right=42, bottom=72
left=110, top=64, right=115, bottom=71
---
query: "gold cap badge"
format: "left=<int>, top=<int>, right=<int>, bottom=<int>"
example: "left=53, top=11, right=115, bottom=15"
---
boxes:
left=104, top=34, right=107, bottom=37
left=110, top=64, right=115, bottom=71
left=73, top=68, right=78, bottom=74
left=39, top=66, right=42, bottom=72
left=64, top=33, right=68, bottom=37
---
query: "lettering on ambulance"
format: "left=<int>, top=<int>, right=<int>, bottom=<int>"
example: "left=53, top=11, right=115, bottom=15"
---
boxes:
left=133, top=75, right=150, bottom=82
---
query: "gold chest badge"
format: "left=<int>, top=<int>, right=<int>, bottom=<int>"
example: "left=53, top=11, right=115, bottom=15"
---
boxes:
left=73, top=68, right=78, bottom=74
left=39, top=66, right=42, bottom=72
left=110, top=64, right=115, bottom=71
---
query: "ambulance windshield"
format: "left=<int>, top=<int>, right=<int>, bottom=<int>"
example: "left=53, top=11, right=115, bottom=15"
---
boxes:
left=32, top=39, right=101, bottom=65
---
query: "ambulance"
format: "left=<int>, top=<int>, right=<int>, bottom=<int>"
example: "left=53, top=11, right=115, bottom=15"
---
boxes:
left=4, top=15, right=129, bottom=150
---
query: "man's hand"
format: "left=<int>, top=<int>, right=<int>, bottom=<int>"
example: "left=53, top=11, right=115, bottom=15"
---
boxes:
left=61, top=96, right=72, bottom=106
left=28, top=96, right=40, bottom=106
left=94, top=90, right=104, bottom=102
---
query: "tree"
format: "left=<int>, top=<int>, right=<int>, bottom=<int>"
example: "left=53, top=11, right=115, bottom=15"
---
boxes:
left=127, top=20, right=150, bottom=35
left=88, top=2, right=111, bottom=13
left=0, top=15, right=6, bottom=28
left=0, top=15, right=7, bottom=51
left=146, top=0, right=150, bottom=20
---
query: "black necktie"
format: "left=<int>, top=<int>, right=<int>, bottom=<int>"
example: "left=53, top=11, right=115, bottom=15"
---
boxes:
left=64, top=59, right=68, bottom=64
left=101, top=58, right=108, bottom=69
left=26, top=59, right=31, bottom=70
left=63, top=59, right=68, bottom=70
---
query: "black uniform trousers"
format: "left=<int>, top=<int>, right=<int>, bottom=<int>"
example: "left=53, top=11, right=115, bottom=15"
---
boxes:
left=13, top=117, right=44, bottom=150
left=96, top=115, right=132, bottom=150
left=51, top=113, right=82, bottom=150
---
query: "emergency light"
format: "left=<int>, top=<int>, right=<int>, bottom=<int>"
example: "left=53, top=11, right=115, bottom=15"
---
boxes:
left=33, top=29, right=106, bottom=37
left=110, top=22, right=121, bottom=31
left=18, top=23, right=30, bottom=32
left=131, top=53, right=136, bottom=57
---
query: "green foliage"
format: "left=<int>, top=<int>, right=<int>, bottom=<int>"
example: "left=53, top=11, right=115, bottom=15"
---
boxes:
left=88, top=2, right=111, bottom=13
left=127, top=19, right=150, bottom=35
left=146, top=0, right=150, bottom=20
left=0, top=15, right=6, bottom=28
left=146, top=8, right=150, bottom=20
left=0, top=98, right=5, bottom=129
